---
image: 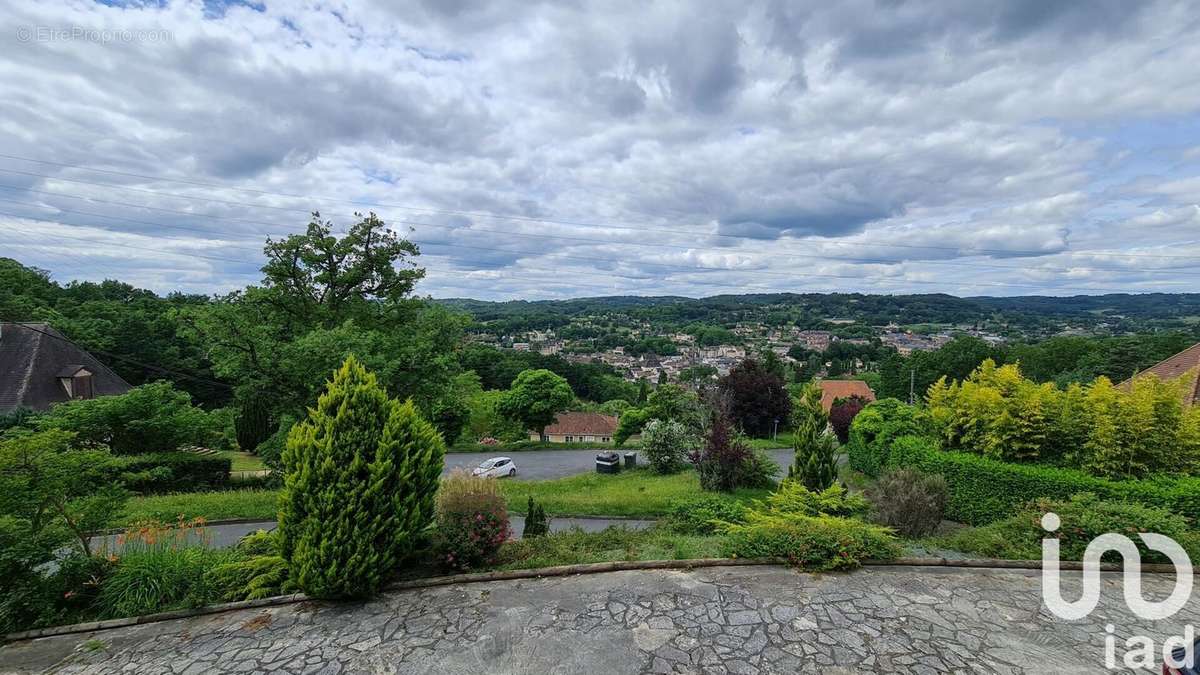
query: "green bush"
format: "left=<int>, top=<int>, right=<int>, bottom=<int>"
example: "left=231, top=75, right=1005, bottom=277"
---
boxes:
left=435, top=470, right=510, bottom=570
left=666, top=495, right=748, bottom=535
left=522, top=496, right=549, bottom=538
left=206, top=555, right=293, bottom=602
left=117, top=452, right=231, bottom=494
left=760, top=481, right=870, bottom=519
left=879, top=435, right=1200, bottom=526
left=845, top=398, right=929, bottom=476
left=720, top=513, right=899, bottom=569
left=867, top=469, right=948, bottom=537
left=717, top=479, right=898, bottom=570
left=740, top=449, right=781, bottom=489
left=279, top=356, right=446, bottom=599
left=940, top=493, right=1200, bottom=564
left=235, top=529, right=280, bottom=556
left=640, top=419, right=693, bottom=474
left=35, top=382, right=219, bottom=454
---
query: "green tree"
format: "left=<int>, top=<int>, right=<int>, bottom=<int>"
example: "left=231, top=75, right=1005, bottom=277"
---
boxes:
left=789, top=396, right=837, bottom=491
left=0, top=429, right=126, bottom=557
left=36, top=381, right=217, bottom=454
left=497, top=369, right=575, bottom=438
left=279, top=356, right=445, bottom=599
left=260, top=212, right=424, bottom=329
left=640, top=419, right=694, bottom=474
left=614, top=384, right=705, bottom=446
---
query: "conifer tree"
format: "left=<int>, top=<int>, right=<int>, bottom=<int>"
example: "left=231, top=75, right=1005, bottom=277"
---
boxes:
left=790, top=411, right=838, bottom=491
left=279, top=356, right=445, bottom=599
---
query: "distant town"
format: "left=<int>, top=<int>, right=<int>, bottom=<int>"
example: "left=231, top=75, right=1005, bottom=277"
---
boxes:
left=473, top=320, right=1008, bottom=384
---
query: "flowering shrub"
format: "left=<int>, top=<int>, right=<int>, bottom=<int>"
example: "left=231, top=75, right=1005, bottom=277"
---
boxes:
left=641, top=419, right=693, bottom=474
left=435, top=470, right=510, bottom=570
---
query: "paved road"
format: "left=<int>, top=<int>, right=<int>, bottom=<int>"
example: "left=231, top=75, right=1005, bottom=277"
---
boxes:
left=6, top=565, right=1194, bottom=674
left=444, top=448, right=795, bottom=481
left=89, top=516, right=655, bottom=553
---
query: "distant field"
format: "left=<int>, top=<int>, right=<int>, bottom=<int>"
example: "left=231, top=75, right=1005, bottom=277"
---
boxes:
left=745, top=434, right=794, bottom=451
left=219, top=450, right=268, bottom=472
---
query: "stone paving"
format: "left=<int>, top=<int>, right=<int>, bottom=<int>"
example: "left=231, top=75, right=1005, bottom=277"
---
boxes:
left=3, top=565, right=1196, bottom=674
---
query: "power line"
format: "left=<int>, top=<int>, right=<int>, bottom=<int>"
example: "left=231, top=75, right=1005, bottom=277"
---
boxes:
left=3, top=208, right=1191, bottom=295
left=2, top=157, right=1199, bottom=261
left=4, top=183, right=1200, bottom=282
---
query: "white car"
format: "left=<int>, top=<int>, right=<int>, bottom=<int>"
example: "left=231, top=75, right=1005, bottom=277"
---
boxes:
left=472, top=456, right=517, bottom=478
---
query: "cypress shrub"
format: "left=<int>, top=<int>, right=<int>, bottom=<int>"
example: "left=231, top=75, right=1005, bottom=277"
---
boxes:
left=522, top=496, right=549, bottom=538
left=789, top=415, right=837, bottom=491
left=279, top=356, right=445, bottom=599
left=234, top=398, right=272, bottom=453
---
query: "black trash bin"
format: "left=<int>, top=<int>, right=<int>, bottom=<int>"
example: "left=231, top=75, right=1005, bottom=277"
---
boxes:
left=595, top=452, right=620, bottom=474
left=623, top=452, right=637, bottom=469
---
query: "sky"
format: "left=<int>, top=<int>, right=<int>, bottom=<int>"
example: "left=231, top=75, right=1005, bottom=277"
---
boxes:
left=1, top=0, right=1199, bottom=301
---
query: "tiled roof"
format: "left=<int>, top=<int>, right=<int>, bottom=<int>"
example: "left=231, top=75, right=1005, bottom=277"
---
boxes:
left=0, top=323, right=132, bottom=413
left=817, top=380, right=876, bottom=412
left=1120, top=342, right=1200, bottom=407
left=541, top=411, right=619, bottom=435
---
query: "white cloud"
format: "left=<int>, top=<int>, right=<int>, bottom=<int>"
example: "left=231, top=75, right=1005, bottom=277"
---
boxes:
left=0, top=0, right=1198, bottom=299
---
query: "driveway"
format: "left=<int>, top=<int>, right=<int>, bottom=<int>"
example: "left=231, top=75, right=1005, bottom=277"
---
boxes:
left=4, top=565, right=1193, bottom=674
left=444, top=448, right=795, bottom=481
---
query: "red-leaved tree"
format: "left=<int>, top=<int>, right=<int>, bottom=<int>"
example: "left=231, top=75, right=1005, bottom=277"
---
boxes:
left=829, top=395, right=869, bottom=444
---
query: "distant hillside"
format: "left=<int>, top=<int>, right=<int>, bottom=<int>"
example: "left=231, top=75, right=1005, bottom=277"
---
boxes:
left=434, top=292, right=1200, bottom=335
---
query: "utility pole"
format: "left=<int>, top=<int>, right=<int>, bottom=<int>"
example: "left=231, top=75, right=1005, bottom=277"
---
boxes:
left=908, top=369, right=915, bottom=405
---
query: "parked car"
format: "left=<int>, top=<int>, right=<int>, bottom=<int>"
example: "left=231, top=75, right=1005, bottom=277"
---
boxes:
left=1164, top=637, right=1200, bottom=674
left=472, top=456, right=517, bottom=478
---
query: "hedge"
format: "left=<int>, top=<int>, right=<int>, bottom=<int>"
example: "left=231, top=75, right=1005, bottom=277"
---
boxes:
left=864, top=435, right=1200, bottom=526
left=117, top=452, right=232, bottom=494
left=845, top=398, right=929, bottom=476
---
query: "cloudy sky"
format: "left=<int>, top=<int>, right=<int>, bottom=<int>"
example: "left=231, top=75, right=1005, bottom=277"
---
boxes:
left=2, top=0, right=1199, bottom=300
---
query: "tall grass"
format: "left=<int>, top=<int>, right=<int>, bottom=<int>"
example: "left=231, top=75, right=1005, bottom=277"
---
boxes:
left=97, top=519, right=235, bottom=618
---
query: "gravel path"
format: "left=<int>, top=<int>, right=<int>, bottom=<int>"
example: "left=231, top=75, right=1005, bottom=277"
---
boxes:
left=5, top=564, right=1194, bottom=674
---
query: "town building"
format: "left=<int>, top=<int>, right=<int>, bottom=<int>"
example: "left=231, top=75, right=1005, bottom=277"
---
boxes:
left=530, top=411, right=619, bottom=444
left=1120, top=342, right=1200, bottom=407
left=0, top=323, right=132, bottom=414
left=815, top=379, right=876, bottom=412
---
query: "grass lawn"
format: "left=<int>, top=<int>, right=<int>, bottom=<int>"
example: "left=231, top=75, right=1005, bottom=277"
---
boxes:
left=115, top=467, right=769, bottom=526
left=116, top=488, right=279, bottom=526
left=219, top=450, right=268, bottom=472
left=744, top=433, right=794, bottom=450
left=499, top=468, right=771, bottom=518
left=497, top=525, right=725, bottom=569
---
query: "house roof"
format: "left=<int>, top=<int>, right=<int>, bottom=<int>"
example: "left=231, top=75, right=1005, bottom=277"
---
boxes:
left=1119, top=342, right=1200, bottom=407
left=0, top=323, right=132, bottom=413
left=816, top=380, right=876, bottom=412
left=541, top=411, right=619, bottom=436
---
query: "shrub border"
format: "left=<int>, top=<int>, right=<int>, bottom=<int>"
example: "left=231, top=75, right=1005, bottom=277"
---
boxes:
left=5, top=557, right=1194, bottom=643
